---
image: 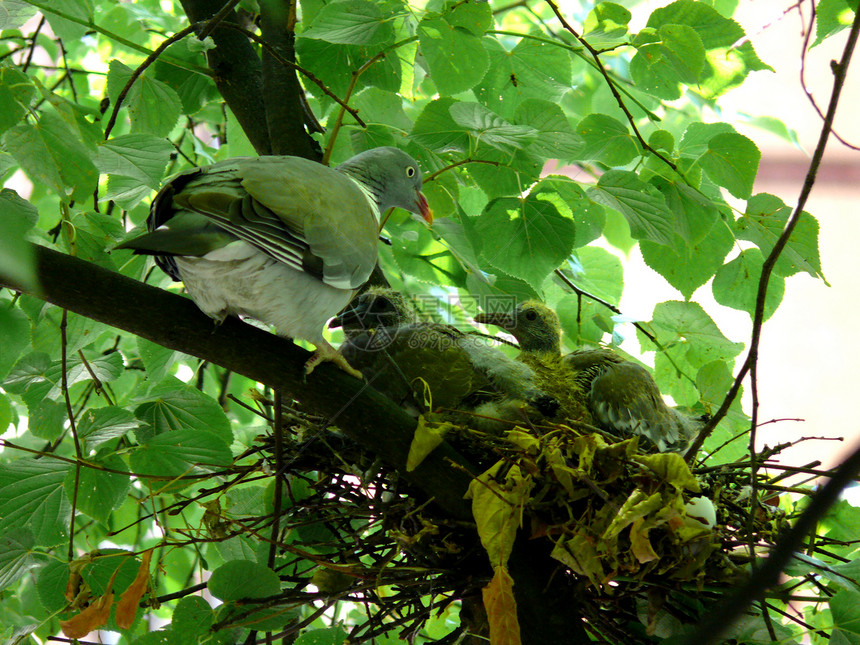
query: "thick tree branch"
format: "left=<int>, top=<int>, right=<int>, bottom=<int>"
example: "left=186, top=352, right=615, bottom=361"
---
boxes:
left=179, top=0, right=272, bottom=154
left=259, top=0, right=319, bottom=158
left=0, top=245, right=592, bottom=644
left=0, top=243, right=474, bottom=520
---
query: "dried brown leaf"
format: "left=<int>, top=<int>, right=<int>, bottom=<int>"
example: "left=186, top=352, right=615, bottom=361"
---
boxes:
left=60, top=591, right=114, bottom=639
left=482, top=566, right=521, bottom=645
left=116, top=549, right=153, bottom=629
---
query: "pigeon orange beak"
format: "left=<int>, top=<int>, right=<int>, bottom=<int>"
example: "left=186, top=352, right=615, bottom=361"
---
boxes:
left=417, top=191, right=433, bottom=225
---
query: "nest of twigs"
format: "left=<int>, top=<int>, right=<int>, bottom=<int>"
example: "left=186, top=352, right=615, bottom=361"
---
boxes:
left=248, top=397, right=800, bottom=643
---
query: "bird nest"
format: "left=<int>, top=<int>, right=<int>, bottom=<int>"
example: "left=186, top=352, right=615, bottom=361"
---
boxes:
left=247, top=396, right=805, bottom=643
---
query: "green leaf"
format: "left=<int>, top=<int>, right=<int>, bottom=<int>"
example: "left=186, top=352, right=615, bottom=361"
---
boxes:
left=29, top=308, right=110, bottom=357
left=582, top=2, right=632, bottom=49
left=569, top=246, right=624, bottom=304
left=514, top=99, right=583, bottom=163
left=410, top=97, right=470, bottom=152
left=449, top=102, right=537, bottom=154
left=651, top=300, right=744, bottom=367
left=0, top=189, right=38, bottom=292
left=444, top=0, right=493, bottom=35
left=648, top=129, right=674, bottom=152
left=207, top=560, right=287, bottom=631
left=295, top=37, right=354, bottom=97
left=351, top=88, right=412, bottom=132
left=734, top=193, right=824, bottom=280
left=0, top=302, right=30, bottom=382
left=418, top=16, right=489, bottom=95
left=27, top=398, right=67, bottom=441
left=302, top=0, right=393, bottom=45
left=0, top=528, right=40, bottom=591
left=531, top=177, right=605, bottom=248
left=0, top=64, right=36, bottom=133
left=78, top=406, right=140, bottom=449
left=558, top=247, right=625, bottom=345
left=294, top=627, right=349, bottom=645
left=97, top=134, right=173, bottom=189
left=153, top=41, right=218, bottom=115
left=137, top=337, right=179, bottom=384
left=0, top=393, right=11, bottom=435
left=135, top=378, right=233, bottom=444
left=129, top=428, right=232, bottom=482
left=813, top=0, right=859, bottom=47
left=649, top=177, right=719, bottom=243
left=107, top=60, right=181, bottom=138
left=0, top=460, right=70, bottom=547
left=475, top=195, right=576, bottom=291
left=42, top=0, right=92, bottom=41
left=171, top=596, right=214, bottom=643
left=678, top=121, right=736, bottom=157
left=640, top=224, right=733, bottom=299
left=208, top=559, right=280, bottom=600
left=36, top=559, right=70, bottom=612
left=630, top=24, right=706, bottom=100
left=0, top=0, right=37, bottom=30
left=712, top=248, right=784, bottom=320
left=385, top=218, right=466, bottom=287
left=1, top=111, right=98, bottom=202
left=646, top=0, right=772, bottom=97
left=466, top=144, right=543, bottom=197
left=699, top=132, right=760, bottom=199
left=587, top=170, right=674, bottom=245
left=130, top=631, right=180, bottom=645
left=575, top=113, right=638, bottom=166
left=831, top=590, right=860, bottom=643
left=474, top=36, right=572, bottom=118
left=4, top=352, right=52, bottom=397
left=64, top=454, right=130, bottom=523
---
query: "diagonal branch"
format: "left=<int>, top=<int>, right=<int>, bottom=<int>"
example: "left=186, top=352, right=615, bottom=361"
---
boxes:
left=0, top=243, right=476, bottom=521
left=685, top=8, right=860, bottom=460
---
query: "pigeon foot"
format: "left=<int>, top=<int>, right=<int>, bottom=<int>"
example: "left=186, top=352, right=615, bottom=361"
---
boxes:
left=304, top=342, right=364, bottom=379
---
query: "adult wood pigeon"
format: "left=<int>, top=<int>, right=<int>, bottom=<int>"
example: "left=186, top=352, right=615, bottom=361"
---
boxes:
left=474, top=301, right=699, bottom=451
left=117, top=147, right=432, bottom=378
left=329, top=288, right=557, bottom=427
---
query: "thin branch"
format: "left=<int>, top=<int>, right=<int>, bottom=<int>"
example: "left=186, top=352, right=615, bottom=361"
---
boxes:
left=543, top=1, right=679, bottom=175
left=267, top=389, right=285, bottom=569
left=20, top=14, right=45, bottom=73
left=103, top=24, right=198, bottom=140
left=683, top=438, right=860, bottom=645
left=685, top=8, right=860, bottom=460
left=799, top=1, right=860, bottom=151
left=322, top=36, right=418, bottom=164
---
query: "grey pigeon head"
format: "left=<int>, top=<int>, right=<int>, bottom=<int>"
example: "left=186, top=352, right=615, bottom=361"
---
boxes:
left=336, top=147, right=432, bottom=223
left=330, top=287, right=418, bottom=335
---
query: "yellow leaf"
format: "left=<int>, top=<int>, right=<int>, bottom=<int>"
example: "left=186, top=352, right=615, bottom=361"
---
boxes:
left=406, top=416, right=452, bottom=471
left=482, top=566, right=521, bottom=645
left=504, top=430, right=540, bottom=455
left=60, top=591, right=114, bottom=639
left=634, top=453, right=701, bottom=492
left=115, top=549, right=153, bottom=629
left=551, top=534, right=605, bottom=586
left=602, top=489, right=663, bottom=540
left=629, top=517, right=659, bottom=563
left=467, top=462, right=533, bottom=568
left=544, top=441, right=576, bottom=497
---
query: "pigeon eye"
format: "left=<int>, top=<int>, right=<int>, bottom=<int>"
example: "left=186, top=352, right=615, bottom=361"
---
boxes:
left=406, top=166, right=415, bottom=178
left=525, top=310, right=537, bottom=321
